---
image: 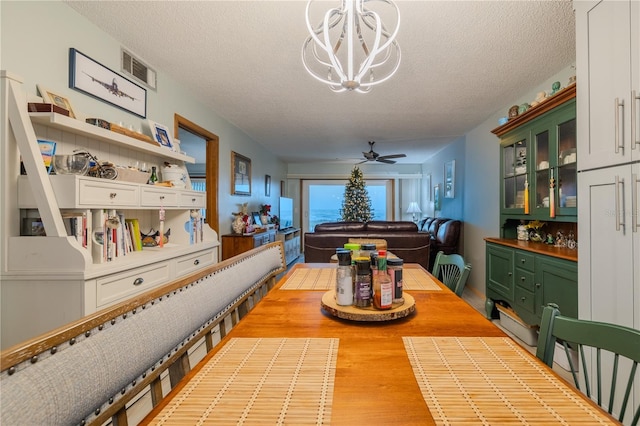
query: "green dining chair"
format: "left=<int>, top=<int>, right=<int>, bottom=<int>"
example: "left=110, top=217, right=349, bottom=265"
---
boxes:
left=536, top=304, right=640, bottom=425
left=431, top=251, right=471, bottom=297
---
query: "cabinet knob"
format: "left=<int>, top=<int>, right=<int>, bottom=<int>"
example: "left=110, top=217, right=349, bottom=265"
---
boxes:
left=520, top=276, right=525, bottom=282
left=110, top=193, right=117, bottom=199
left=520, top=259, right=525, bottom=264
left=133, top=278, right=144, bottom=286
left=192, top=198, right=196, bottom=203
left=160, top=196, right=165, bottom=200
left=521, top=296, right=526, bottom=302
left=536, top=283, right=541, bottom=288
left=508, top=272, right=513, bottom=276
left=193, top=259, right=200, bottom=266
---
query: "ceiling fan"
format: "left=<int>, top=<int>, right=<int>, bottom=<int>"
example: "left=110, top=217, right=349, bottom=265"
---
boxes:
left=359, top=141, right=407, bottom=164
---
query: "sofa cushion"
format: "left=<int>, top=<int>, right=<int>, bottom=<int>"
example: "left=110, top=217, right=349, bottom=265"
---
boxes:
left=365, top=221, right=417, bottom=232
left=427, top=218, right=450, bottom=237
left=436, top=220, right=461, bottom=250
left=314, top=221, right=366, bottom=232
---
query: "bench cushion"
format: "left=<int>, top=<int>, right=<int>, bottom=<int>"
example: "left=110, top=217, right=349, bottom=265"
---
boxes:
left=1, top=245, right=284, bottom=425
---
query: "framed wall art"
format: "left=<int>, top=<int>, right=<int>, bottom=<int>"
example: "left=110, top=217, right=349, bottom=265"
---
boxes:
left=69, top=48, right=147, bottom=118
left=231, top=151, right=251, bottom=196
left=444, top=159, right=455, bottom=198
left=265, top=174, right=271, bottom=196
left=434, top=184, right=441, bottom=211
left=37, top=84, right=77, bottom=118
left=148, top=120, right=173, bottom=149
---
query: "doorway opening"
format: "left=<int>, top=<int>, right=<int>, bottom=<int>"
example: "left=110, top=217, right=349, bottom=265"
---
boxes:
left=174, top=114, right=219, bottom=236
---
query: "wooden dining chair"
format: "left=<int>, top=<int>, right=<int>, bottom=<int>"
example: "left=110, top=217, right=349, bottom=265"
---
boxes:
left=536, top=304, right=640, bottom=425
left=431, top=251, right=471, bottom=297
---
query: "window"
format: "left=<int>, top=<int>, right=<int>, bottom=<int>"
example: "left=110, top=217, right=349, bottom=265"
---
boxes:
left=302, top=179, right=393, bottom=232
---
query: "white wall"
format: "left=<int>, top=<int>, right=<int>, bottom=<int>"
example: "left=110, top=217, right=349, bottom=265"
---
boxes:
left=0, top=1, right=287, bottom=236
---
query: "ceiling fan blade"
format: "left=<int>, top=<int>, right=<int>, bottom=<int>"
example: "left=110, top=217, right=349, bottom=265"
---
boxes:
left=377, top=153, right=406, bottom=160
left=357, top=159, right=369, bottom=164
left=376, top=158, right=397, bottom=164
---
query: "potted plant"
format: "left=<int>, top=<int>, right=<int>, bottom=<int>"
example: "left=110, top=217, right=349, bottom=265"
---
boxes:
left=259, top=204, right=271, bottom=225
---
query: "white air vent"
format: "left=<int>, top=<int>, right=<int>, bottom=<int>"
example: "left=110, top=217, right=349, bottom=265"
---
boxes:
left=121, top=49, right=157, bottom=90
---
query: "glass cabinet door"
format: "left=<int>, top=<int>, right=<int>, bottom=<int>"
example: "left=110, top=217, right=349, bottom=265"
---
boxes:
left=502, top=138, right=528, bottom=212
left=556, top=117, right=577, bottom=215
left=534, top=129, right=550, bottom=212
left=531, top=109, right=577, bottom=218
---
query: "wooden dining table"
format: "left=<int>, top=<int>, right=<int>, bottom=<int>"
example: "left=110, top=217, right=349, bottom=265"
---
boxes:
left=142, top=263, right=617, bottom=425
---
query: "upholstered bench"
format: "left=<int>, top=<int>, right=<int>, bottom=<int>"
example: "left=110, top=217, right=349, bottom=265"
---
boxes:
left=0, top=242, right=286, bottom=426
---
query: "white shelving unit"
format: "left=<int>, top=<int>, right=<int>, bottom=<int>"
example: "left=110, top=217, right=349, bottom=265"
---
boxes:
left=0, top=72, right=219, bottom=348
left=276, top=228, right=301, bottom=265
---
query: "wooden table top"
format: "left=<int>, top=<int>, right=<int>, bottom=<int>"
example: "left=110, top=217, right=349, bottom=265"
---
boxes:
left=142, top=263, right=616, bottom=425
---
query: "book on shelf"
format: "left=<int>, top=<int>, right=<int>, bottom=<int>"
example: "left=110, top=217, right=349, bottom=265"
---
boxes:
left=125, top=218, right=143, bottom=252
left=61, top=210, right=91, bottom=250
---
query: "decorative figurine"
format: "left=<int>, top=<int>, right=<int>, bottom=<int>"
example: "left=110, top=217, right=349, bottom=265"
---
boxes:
left=550, top=81, right=561, bottom=95
left=508, top=105, right=519, bottom=119
left=545, top=233, right=555, bottom=245
left=566, top=230, right=577, bottom=250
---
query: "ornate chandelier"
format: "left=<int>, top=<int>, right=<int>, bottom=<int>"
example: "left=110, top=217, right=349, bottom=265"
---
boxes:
left=302, top=0, right=401, bottom=93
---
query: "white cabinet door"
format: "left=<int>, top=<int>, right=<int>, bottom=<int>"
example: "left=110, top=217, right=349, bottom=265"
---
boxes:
left=578, top=165, right=636, bottom=328
left=576, top=0, right=639, bottom=169
left=633, top=163, right=640, bottom=331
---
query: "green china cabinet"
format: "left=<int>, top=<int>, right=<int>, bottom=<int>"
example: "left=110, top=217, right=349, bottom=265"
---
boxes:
left=494, top=84, right=577, bottom=229
left=486, top=84, right=578, bottom=328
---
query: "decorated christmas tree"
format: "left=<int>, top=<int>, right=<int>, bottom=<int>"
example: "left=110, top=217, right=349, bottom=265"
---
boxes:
left=341, top=166, right=373, bottom=222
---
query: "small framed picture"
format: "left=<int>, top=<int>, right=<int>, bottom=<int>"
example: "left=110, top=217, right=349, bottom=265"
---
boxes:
left=444, top=159, right=455, bottom=198
left=37, top=84, right=76, bottom=118
left=231, top=151, right=251, bottom=196
left=265, top=174, right=271, bottom=196
left=434, top=184, right=441, bottom=211
left=147, top=120, right=173, bottom=149
left=252, top=212, right=262, bottom=226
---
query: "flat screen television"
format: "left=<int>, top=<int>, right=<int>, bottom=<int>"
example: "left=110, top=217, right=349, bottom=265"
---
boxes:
left=279, top=196, right=294, bottom=230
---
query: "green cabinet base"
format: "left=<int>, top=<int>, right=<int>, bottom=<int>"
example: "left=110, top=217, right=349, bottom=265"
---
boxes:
left=485, top=241, right=577, bottom=327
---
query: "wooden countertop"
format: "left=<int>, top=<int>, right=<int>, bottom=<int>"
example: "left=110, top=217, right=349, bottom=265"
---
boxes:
left=485, top=237, right=578, bottom=262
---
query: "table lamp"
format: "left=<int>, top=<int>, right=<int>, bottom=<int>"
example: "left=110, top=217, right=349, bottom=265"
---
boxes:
left=406, top=202, right=422, bottom=223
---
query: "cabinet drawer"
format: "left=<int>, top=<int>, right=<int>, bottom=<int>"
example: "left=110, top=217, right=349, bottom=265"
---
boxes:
left=140, top=187, right=180, bottom=207
left=515, top=268, right=536, bottom=292
left=96, top=262, right=170, bottom=308
left=79, top=180, right=139, bottom=207
left=175, top=249, right=215, bottom=277
left=253, top=233, right=272, bottom=247
left=514, top=286, right=536, bottom=315
left=514, top=250, right=535, bottom=272
left=180, top=192, right=206, bottom=208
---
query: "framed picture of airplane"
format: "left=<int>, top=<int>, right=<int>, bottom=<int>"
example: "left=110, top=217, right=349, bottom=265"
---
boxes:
left=69, top=48, right=147, bottom=118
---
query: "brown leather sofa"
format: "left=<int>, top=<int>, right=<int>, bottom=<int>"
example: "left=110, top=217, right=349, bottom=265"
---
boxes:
left=303, top=221, right=431, bottom=269
left=418, top=217, right=462, bottom=269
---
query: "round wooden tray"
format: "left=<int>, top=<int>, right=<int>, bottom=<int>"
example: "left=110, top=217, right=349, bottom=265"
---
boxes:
left=321, top=290, right=415, bottom=321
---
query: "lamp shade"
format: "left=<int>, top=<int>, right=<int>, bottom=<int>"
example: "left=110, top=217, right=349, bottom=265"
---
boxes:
left=406, top=202, right=421, bottom=214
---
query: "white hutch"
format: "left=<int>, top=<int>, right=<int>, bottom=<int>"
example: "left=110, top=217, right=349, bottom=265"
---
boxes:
left=1, top=72, right=219, bottom=348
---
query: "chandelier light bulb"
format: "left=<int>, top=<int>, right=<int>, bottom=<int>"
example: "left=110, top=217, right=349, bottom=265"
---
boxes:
left=302, top=0, right=401, bottom=93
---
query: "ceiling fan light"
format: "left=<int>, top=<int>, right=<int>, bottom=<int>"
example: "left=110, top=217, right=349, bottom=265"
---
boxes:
left=302, top=0, right=401, bottom=93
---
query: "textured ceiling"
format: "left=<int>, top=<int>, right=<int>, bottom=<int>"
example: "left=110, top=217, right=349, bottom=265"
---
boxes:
left=64, top=0, right=576, bottom=165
